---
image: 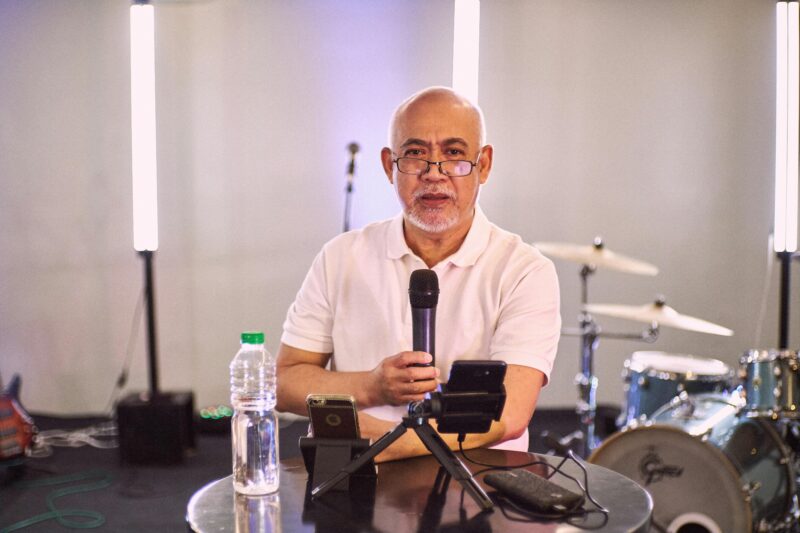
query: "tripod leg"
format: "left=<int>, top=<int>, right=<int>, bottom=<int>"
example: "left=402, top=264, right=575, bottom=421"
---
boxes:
left=412, top=424, right=493, bottom=511
left=312, top=423, right=408, bottom=499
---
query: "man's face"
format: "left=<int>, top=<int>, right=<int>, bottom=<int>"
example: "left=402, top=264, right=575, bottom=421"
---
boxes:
left=381, top=96, right=492, bottom=237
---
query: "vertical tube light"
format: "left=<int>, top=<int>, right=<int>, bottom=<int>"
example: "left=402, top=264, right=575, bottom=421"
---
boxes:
left=131, top=1, right=158, bottom=252
left=775, top=1, right=799, bottom=253
left=452, top=0, right=480, bottom=103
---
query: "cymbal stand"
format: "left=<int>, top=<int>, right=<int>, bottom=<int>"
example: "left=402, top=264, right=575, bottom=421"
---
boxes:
left=563, top=265, right=659, bottom=457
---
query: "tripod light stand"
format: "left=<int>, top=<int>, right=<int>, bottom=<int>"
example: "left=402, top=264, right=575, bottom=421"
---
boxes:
left=115, top=0, right=194, bottom=465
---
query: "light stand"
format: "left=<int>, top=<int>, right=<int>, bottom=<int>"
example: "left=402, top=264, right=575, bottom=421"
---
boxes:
left=116, top=0, right=194, bottom=464
left=140, top=250, right=159, bottom=394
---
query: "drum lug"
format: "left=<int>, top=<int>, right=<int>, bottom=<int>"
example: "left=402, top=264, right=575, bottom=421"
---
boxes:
left=742, top=480, right=762, bottom=502
left=674, top=392, right=695, bottom=419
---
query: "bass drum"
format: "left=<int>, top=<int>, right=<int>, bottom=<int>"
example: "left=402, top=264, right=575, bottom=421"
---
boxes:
left=590, top=393, right=794, bottom=533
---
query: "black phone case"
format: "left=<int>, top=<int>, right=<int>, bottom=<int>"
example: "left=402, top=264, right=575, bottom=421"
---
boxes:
left=484, top=469, right=585, bottom=513
left=306, top=396, right=360, bottom=439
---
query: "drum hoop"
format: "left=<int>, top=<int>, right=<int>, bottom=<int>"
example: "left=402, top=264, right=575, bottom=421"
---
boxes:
left=590, top=424, right=756, bottom=529
left=629, top=353, right=730, bottom=378
left=639, top=367, right=731, bottom=382
left=650, top=393, right=743, bottom=419
left=740, top=349, right=798, bottom=365
left=741, top=350, right=778, bottom=365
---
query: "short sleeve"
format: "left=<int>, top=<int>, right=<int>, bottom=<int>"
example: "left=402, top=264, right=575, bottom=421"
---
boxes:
left=489, top=257, right=561, bottom=385
left=281, top=248, right=335, bottom=354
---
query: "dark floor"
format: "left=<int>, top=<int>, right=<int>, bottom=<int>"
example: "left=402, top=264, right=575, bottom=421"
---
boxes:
left=0, top=406, right=619, bottom=532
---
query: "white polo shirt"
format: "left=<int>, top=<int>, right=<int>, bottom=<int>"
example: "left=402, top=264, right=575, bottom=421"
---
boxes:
left=281, top=206, right=561, bottom=451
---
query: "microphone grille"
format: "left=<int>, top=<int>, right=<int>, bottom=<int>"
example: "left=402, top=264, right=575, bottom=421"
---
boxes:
left=347, top=142, right=360, bottom=155
left=409, top=269, right=439, bottom=308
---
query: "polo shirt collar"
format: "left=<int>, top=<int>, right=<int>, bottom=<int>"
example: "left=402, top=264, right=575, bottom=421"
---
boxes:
left=385, top=206, right=491, bottom=267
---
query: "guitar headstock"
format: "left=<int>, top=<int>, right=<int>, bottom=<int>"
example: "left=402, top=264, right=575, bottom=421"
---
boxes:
left=0, top=375, right=35, bottom=460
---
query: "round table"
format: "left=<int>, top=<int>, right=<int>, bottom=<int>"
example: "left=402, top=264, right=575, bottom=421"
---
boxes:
left=187, top=449, right=652, bottom=532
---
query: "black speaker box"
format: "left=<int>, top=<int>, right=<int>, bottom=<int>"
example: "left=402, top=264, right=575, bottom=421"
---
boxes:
left=116, top=391, right=195, bottom=465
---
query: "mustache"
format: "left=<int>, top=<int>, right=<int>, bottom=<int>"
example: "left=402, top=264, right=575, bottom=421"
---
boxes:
left=412, top=187, right=456, bottom=201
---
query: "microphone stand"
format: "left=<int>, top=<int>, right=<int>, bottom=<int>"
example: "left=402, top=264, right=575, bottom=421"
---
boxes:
left=311, top=400, right=494, bottom=511
left=342, top=179, right=354, bottom=233
left=342, top=142, right=359, bottom=233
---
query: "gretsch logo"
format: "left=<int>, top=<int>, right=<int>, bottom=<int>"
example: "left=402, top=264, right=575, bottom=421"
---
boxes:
left=639, top=448, right=683, bottom=485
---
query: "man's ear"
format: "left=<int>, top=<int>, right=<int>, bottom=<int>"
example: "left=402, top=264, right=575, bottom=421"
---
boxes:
left=478, top=144, right=493, bottom=185
left=381, top=147, right=394, bottom=184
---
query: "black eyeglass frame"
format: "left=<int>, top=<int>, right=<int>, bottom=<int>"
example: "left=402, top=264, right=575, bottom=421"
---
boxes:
left=391, top=154, right=482, bottom=178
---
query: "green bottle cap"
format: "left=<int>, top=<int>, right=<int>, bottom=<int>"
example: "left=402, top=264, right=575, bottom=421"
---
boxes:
left=240, top=332, right=265, bottom=344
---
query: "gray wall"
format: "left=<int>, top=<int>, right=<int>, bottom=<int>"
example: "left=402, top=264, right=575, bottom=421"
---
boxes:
left=1, top=0, right=795, bottom=415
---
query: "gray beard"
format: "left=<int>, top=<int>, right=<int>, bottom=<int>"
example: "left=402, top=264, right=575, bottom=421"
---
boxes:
left=406, top=205, right=459, bottom=233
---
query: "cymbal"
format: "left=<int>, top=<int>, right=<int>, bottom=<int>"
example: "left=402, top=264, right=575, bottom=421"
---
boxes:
left=583, top=299, right=734, bottom=336
left=534, top=239, right=658, bottom=276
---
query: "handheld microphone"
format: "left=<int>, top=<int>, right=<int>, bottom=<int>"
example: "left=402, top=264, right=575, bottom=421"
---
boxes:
left=346, top=142, right=359, bottom=190
left=409, top=269, right=439, bottom=368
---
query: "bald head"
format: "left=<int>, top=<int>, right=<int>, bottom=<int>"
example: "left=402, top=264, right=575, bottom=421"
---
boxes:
left=380, top=86, right=494, bottom=241
left=388, top=86, right=486, bottom=149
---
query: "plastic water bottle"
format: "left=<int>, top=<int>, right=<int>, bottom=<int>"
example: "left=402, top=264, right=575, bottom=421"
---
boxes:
left=230, top=331, right=279, bottom=495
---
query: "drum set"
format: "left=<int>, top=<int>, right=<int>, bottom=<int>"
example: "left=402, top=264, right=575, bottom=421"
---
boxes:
left=536, top=239, right=800, bottom=533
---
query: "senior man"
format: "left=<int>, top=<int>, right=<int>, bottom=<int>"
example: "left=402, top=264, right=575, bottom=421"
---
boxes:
left=276, top=87, right=560, bottom=461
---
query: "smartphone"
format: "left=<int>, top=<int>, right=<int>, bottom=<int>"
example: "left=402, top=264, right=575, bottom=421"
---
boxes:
left=445, top=360, right=507, bottom=393
left=305, top=394, right=361, bottom=439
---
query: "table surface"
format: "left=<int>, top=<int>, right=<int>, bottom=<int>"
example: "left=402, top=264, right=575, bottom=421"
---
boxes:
left=187, top=449, right=652, bottom=533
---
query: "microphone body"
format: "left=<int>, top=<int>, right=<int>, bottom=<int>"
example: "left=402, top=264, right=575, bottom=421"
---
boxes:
left=409, top=269, right=439, bottom=368
left=412, top=307, right=436, bottom=359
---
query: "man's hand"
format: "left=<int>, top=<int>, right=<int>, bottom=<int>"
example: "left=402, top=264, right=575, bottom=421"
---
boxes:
left=368, top=351, right=440, bottom=406
left=276, top=344, right=441, bottom=414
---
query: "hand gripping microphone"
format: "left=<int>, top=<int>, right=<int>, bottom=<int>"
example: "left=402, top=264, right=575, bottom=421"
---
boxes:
left=409, top=269, right=439, bottom=367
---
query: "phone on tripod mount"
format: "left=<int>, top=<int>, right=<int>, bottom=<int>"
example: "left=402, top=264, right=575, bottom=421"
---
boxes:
left=444, top=360, right=506, bottom=393
left=432, top=360, right=507, bottom=434
left=306, top=394, right=361, bottom=440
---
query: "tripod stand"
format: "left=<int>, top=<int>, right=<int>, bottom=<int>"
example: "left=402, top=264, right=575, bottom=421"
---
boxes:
left=311, top=400, right=494, bottom=511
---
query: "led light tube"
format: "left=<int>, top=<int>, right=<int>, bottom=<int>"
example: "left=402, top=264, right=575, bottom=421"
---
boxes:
left=452, top=0, right=480, bottom=103
left=131, top=2, right=158, bottom=252
left=775, top=1, right=799, bottom=253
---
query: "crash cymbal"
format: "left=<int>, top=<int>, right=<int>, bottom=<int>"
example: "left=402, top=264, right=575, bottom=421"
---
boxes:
left=534, top=238, right=658, bottom=276
left=584, top=298, right=734, bottom=336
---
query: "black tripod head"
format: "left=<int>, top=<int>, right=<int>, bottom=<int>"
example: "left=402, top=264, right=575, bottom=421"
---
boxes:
left=408, top=387, right=506, bottom=435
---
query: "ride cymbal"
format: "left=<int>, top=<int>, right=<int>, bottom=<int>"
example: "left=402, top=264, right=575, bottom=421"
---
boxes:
left=583, top=299, right=733, bottom=336
left=534, top=238, right=658, bottom=276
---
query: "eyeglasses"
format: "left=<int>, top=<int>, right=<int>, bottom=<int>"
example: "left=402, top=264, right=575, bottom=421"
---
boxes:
left=392, top=156, right=479, bottom=178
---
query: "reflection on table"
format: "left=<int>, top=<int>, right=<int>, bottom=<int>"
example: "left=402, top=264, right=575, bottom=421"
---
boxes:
left=186, top=449, right=652, bottom=532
